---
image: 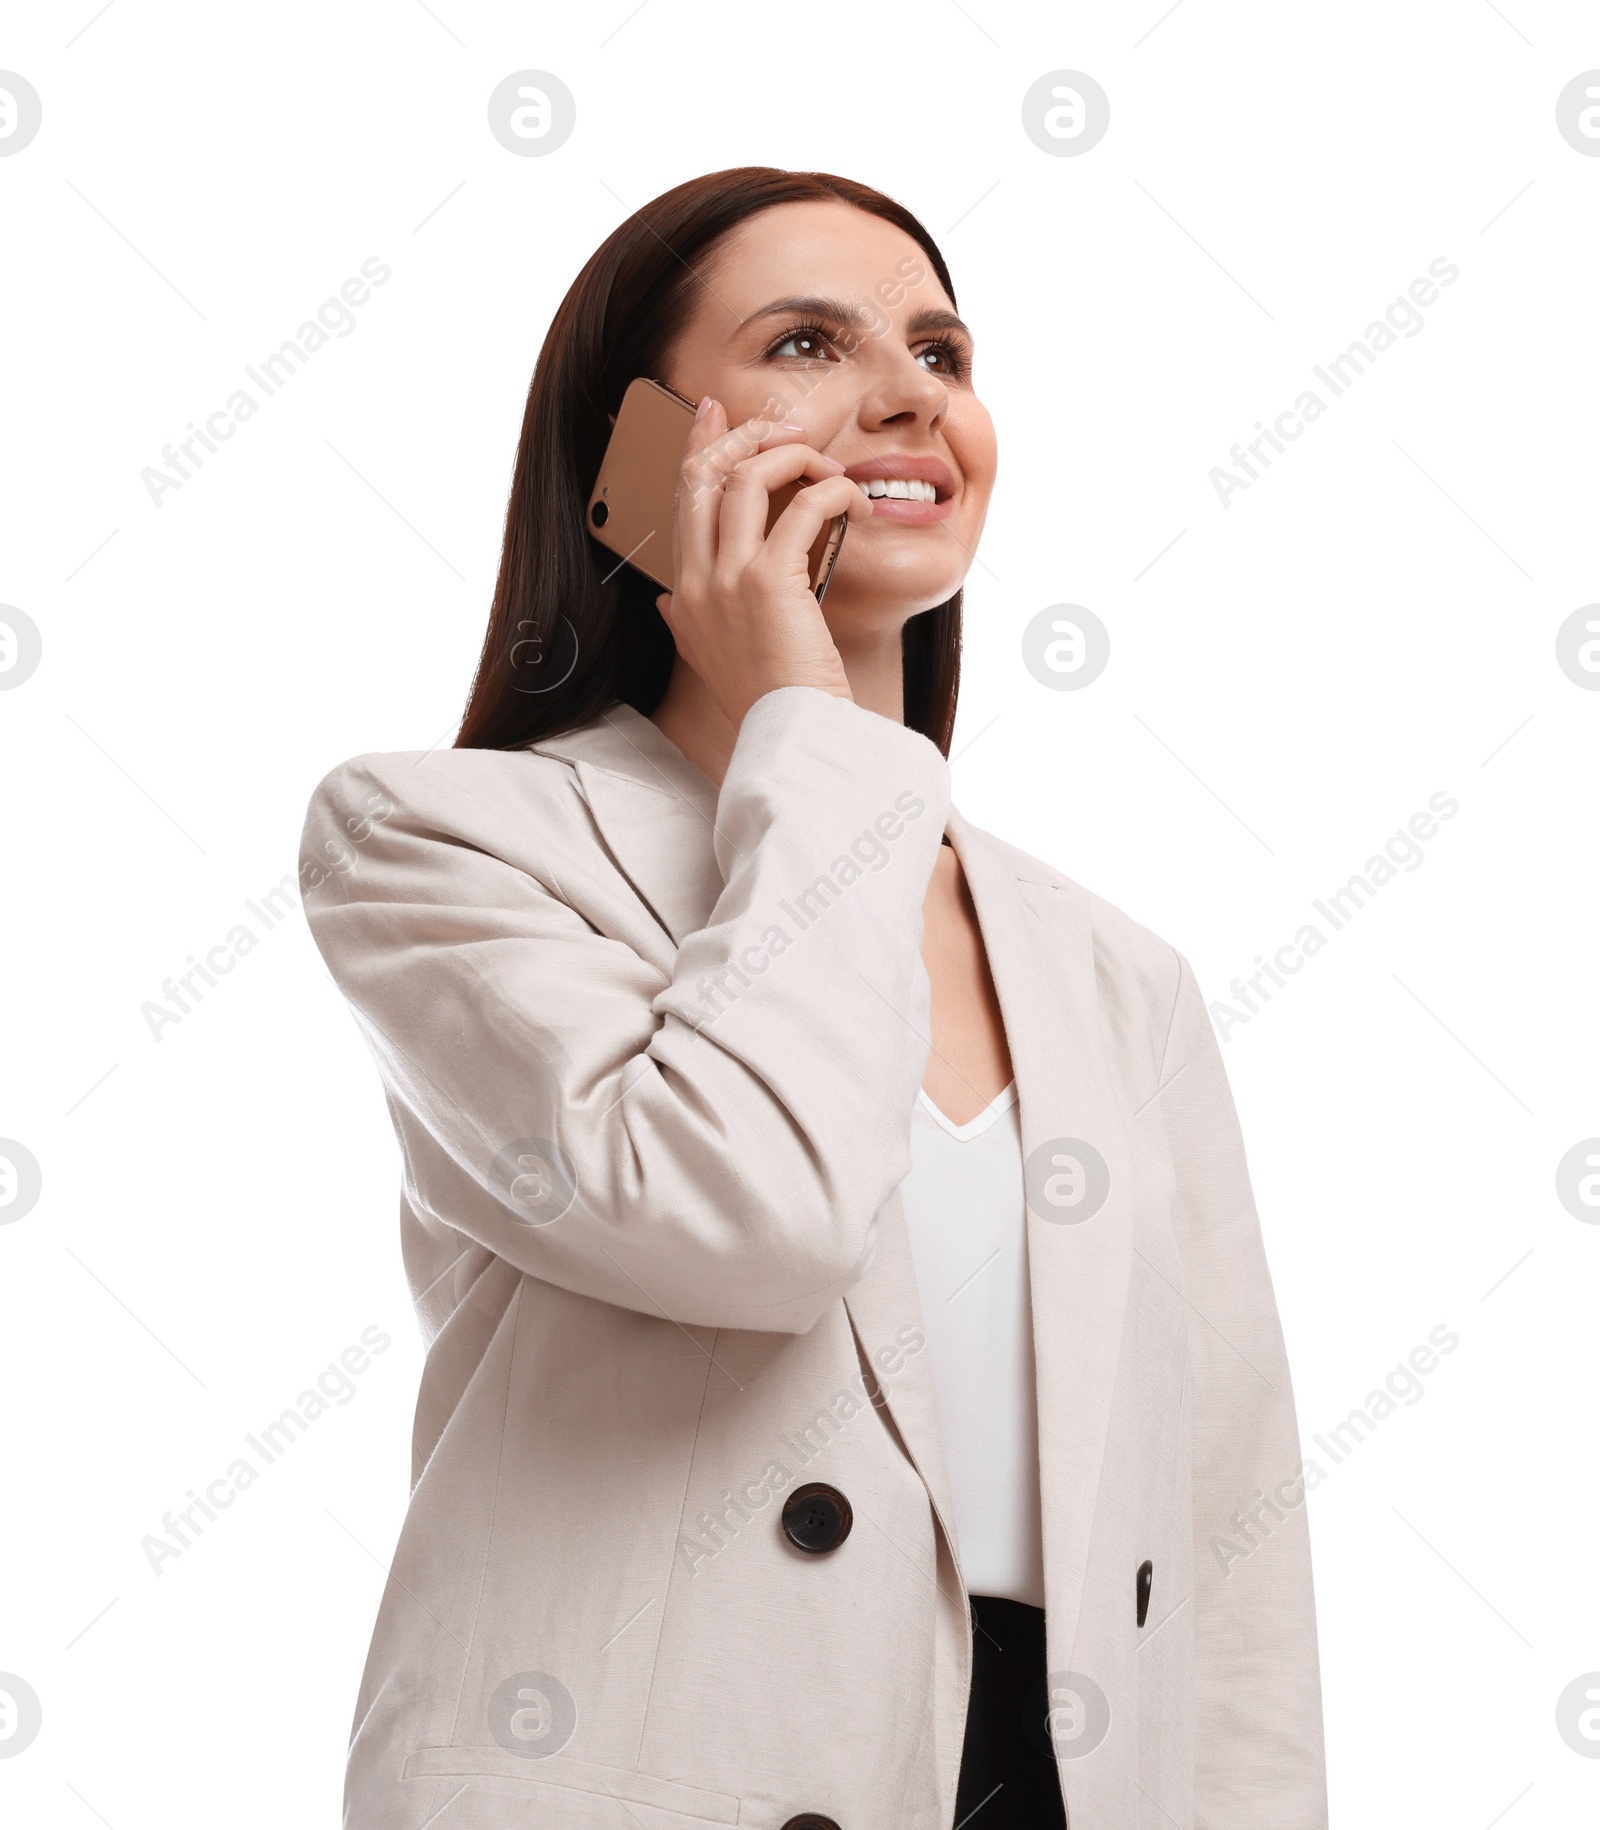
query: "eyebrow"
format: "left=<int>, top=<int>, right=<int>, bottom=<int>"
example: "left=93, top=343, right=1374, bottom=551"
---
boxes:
left=736, top=293, right=973, bottom=341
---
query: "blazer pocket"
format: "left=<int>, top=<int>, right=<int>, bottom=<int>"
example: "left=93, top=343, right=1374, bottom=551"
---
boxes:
left=402, top=1746, right=741, bottom=1824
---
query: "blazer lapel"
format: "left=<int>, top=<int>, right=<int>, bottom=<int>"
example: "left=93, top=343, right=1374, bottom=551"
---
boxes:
left=841, top=1193, right=963, bottom=1567
left=528, top=705, right=724, bottom=947
left=948, top=810, right=1136, bottom=1660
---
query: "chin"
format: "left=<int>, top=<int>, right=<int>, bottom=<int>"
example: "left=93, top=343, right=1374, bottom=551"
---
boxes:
left=828, top=549, right=968, bottom=618
left=825, top=579, right=965, bottom=638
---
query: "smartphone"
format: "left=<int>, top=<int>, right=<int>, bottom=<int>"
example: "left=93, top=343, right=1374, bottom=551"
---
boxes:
left=585, top=377, right=847, bottom=602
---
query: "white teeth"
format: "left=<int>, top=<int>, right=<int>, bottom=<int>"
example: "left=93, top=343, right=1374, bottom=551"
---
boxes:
left=857, top=477, right=938, bottom=501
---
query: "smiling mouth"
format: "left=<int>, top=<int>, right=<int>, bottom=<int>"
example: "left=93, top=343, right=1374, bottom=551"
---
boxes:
left=855, top=477, right=941, bottom=503
left=842, top=457, right=955, bottom=522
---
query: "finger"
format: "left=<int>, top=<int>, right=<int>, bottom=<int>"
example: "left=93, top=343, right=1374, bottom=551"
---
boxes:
left=683, top=410, right=811, bottom=517
left=673, top=397, right=728, bottom=585
left=715, top=443, right=848, bottom=570
left=758, top=473, right=869, bottom=576
left=677, top=408, right=812, bottom=585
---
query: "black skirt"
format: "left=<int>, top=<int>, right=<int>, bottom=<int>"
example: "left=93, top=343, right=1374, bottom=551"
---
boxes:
left=954, top=1595, right=1067, bottom=1828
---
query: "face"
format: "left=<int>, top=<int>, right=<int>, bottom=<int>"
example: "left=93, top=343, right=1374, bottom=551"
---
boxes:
left=660, top=199, right=997, bottom=635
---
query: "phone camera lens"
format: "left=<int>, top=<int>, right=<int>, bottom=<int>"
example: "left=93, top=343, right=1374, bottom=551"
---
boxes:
left=591, top=501, right=609, bottom=527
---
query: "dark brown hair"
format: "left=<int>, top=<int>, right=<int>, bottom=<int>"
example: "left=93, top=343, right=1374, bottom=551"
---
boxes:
left=454, top=167, right=963, bottom=755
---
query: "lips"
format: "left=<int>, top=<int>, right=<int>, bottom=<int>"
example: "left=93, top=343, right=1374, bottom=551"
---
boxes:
left=842, top=454, right=956, bottom=525
left=843, top=455, right=955, bottom=498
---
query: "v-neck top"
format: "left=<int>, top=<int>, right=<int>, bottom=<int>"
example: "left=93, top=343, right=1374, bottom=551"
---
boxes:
left=900, top=1081, right=1045, bottom=1607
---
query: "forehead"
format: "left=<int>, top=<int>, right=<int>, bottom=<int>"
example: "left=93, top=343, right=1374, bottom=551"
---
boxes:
left=699, top=199, right=951, bottom=319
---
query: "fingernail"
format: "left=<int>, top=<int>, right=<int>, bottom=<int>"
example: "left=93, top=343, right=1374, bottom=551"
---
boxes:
left=695, top=396, right=712, bottom=422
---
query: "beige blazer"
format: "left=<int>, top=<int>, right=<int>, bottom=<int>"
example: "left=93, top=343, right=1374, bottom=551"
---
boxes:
left=300, top=687, right=1327, bottom=1830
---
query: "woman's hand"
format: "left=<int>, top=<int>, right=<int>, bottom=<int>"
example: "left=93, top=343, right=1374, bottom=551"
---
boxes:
left=654, top=397, right=872, bottom=730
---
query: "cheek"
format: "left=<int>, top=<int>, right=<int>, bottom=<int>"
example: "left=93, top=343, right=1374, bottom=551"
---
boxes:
left=665, top=347, right=789, bottom=424
left=725, top=378, right=797, bottom=422
left=687, top=369, right=853, bottom=440
left=949, top=405, right=998, bottom=504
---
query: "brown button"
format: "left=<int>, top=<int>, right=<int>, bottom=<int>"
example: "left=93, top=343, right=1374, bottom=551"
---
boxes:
left=780, top=1482, right=852, bottom=1554
left=781, top=1817, right=841, bottom=1830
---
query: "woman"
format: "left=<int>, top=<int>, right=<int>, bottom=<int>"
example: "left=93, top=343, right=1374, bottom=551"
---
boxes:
left=301, top=168, right=1327, bottom=1830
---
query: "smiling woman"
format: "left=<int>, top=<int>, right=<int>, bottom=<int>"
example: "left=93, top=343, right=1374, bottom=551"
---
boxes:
left=453, top=170, right=977, bottom=757
left=301, top=166, right=1328, bottom=1830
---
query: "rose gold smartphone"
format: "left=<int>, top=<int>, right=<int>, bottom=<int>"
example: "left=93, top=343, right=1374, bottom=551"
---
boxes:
left=585, top=377, right=847, bottom=601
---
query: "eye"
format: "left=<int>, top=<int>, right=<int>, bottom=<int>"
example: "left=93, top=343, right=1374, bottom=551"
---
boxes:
left=916, top=338, right=971, bottom=381
left=764, top=323, right=839, bottom=363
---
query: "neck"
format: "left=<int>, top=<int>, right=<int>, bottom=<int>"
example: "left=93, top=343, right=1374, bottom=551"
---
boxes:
left=648, top=618, right=907, bottom=788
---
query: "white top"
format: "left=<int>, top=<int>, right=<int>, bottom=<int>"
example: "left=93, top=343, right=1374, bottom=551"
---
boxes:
left=899, top=1082, right=1045, bottom=1608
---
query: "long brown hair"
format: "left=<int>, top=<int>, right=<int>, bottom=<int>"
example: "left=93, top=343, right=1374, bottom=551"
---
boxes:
left=454, top=167, right=963, bottom=755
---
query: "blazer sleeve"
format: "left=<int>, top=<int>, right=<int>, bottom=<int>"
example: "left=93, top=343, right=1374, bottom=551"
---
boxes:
left=1158, top=951, right=1329, bottom=1827
left=299, top=687, right=950, bottom=1336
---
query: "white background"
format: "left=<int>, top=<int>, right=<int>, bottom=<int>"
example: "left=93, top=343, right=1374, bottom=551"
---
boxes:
left=2, top=1, right=1597, bottom=1824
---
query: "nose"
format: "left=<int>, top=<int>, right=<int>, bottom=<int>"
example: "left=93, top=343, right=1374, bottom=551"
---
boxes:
left=854, top=341, right=950, bottom=436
